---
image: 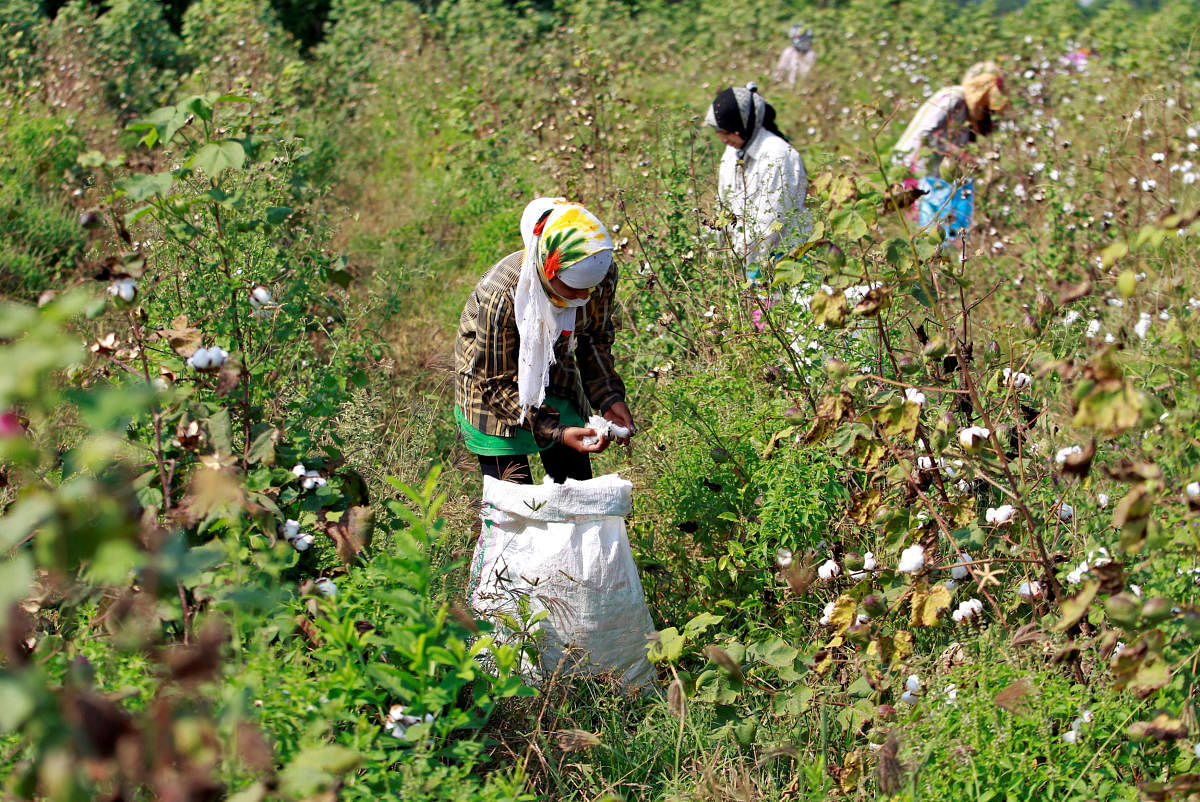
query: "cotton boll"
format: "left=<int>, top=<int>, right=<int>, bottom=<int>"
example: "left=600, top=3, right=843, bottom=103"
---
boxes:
left=292, top=463, right=307, bottom=477
left=1057, top=502, right=1074, bottom=522
left=818, top=559, right=841, bottom=581
left=958, top=426, right=990, bottom=452
left=283, top=519, right=301, bottom=540
left=904, top=388, right=926, bottom=405
left=1187, top=482, right=1200, bottom=499
left=315, top=577, right=337, bottom=598
left=1017, top=580, right=1042, bottom=599
left=819, top=601, right=834, bottom=626
left=250, top=285, right=273, bottom=307
left=207, top=346, right=228, bottom=368
left=1056, top=445, right=1083, bottom=464
left=301, top=470, right=328, bottom=490
left=1062, top=729, right=1078, bottom=744
left=900, top=690, right=919, bottom=704
left=951, top=552, right=972, bottom=580
left=1097, top=493, right=1109, bottom=507
left=187, top=348, right=212, bottom=370
left=108, top=277, right=138, bottom=303
left=290, top=532, right=314, bottom=552
left=776, top=548, right=793, bottom=568
left=905, top=674, right=922, bottom=694
left=985, top=504, right=1016, bottom=525
left=897, top=544, right=925, bottom=573
left=849, top=551, right=877, bottom=580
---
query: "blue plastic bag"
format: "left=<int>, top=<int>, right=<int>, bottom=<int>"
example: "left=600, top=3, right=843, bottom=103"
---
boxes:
left=918, top=176, right=974, bottom=239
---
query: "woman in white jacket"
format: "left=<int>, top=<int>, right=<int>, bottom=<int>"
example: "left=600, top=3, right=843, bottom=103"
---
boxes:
left=705, top=83, right=808, bottom=281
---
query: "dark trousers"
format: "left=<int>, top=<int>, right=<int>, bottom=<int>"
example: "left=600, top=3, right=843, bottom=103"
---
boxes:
left=478, top=443, right=592, bottom=485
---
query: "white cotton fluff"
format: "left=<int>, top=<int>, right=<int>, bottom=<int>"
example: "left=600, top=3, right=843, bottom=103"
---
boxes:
left=301, top=469, right=327, bottom=490
left=315, top=577, right=337, bottom=598
left=904, top=388, right=926, bottom=405
left=283, top=519, right=300, bottom=540
left=1003, top=367, right=1033, bottom=389
left=187, top=345, right=228, bottom=371
left=818, top=559, right=841, bottom=581
left=958, top=426, right=990, bottom=451
left=108, top=277, right=137, bottom=303
left=581, top=414, right=633, bottom=446
left=1017, top=580, right=1042, bottom=599
left=776, top=548, right=793, bottom=568
left=1097, top=493, right=1109, bottom=508
left=819, top=601, right=835, bottom=626
left=1055, top=445, right=1083, bottom=464
left=1057, top=502, right=1074, bottom=522
left=951, top=552, right=972, bottom=580
left=1187, top=482, right=1200, bottom=499
left=849, top=552, right=876, bottom=580
left=897, top=544, right=925, bottom=574
left=292, top=463, right=307, bottom=477
left=986, top=504, right=1016, bottom=525
left=385, top=705, right=436, bottom=740
left=250, top=285, right=273, bottom=307
left=905, top=674, right=922, bottom=694
left=951, top=598, right=984, bottom=623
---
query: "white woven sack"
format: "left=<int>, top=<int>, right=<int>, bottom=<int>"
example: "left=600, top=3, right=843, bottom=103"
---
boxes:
left=467, top=473, right=657, bottom=689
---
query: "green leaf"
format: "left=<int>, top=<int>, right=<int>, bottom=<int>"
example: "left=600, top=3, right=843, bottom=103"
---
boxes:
left=1100, top=241, right=1129, bottom=267
left=1052, top=580, right=1100, bottom=632
left=752, top=637, right=799, bottom=669
left=265, top=206, right=293, bottom=225
left=326, top=268, right=354, bottom=288
left=683, top=612, right=724, bottom=640
left=206, top=408, right=234, bottom=457
left=647, top=627, right=683, bottom=663
left=0, top=675, right=36, bottom=733
left=189, top=141, right=246, bottom=175
left=0, top=551, right=33, bottom=613
left=247, top=427, right=279, bottom=466
left=115, top=172, right=173, bottom=202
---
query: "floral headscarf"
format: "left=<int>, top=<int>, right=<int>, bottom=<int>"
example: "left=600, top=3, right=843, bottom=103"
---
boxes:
left=962, top=61, right=1008, bottom=119
left=515, top=197, right=614, bottom=418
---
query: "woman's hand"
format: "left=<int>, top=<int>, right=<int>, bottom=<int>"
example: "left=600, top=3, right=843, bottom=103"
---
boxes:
left=603, top=401, right=635, bottom=444
left=562, top=427, right=609, bottom=454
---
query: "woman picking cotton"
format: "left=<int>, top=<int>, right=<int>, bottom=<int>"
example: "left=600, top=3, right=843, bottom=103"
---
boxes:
left=454, top=198, right=634, bottom=485
left=706, top=83, right=809, bottom=282
left=892, top=61, right=1008, bottom=239
left=771, top=24, right=816, bottom=89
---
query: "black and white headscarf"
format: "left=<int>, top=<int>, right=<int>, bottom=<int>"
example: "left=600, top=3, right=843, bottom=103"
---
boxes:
left=704, top=83, right=788, bottom=155
left=789, top=24, right=813, bottom=53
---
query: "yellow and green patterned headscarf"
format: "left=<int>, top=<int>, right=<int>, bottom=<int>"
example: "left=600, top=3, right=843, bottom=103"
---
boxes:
left=514, top=198, right=615, bottom=417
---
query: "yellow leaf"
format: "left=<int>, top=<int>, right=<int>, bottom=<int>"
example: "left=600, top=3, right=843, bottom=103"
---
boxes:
left=893, top=631, right=913, bottom=661
left=910, top=584, right=952, bottom=626
left=829, top=594, right=857, bottom=633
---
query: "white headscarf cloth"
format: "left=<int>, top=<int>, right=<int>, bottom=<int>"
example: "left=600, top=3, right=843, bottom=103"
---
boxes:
left=515, top=197, right=614, bottom=421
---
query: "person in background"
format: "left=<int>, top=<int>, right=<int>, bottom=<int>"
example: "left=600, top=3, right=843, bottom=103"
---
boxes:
left=706, top=83, right=808, bottom=282
left=772, top=24, right=816, bottom=89
left=454, top=197, right=635, bottom=485
left=892, top=61, right=1008, bottom=239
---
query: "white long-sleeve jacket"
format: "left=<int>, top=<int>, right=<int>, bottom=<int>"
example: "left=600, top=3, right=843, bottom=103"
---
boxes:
left=717, top=130, right=808, bottom=267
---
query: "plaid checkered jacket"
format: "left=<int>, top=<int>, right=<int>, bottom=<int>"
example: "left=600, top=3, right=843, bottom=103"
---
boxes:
left=454, top=250, right=625, bottom=447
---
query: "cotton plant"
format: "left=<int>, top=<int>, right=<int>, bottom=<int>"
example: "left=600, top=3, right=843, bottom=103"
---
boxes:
left=897, top=544, right=925, bottom=574
left=282, top=519, right=314, bottom=552
left=900, top=674, right=922, bottom=704
left=187, top=345, right=229, bottom=372
left=951, top=598, right=984, bottom=623
left=958, top=426, right=990, bottom=453
left=292, top=462, right=328, bottom=490
left=986, top=504, right=1016, bottom=526
left=818, top=559, right=841, bottom=581
left=107, top=277, right=138, bottom=303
